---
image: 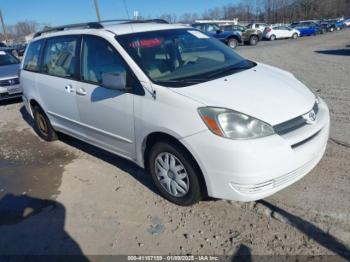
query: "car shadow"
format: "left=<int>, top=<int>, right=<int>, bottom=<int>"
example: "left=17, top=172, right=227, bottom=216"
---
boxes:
left=0, top=193, right=89, bottom=260
left=19, top=106, right=159, bottom=197
left=231, top=244, right=252, bottom=262
left=91, top=86, right=123, bottom=102
left=0, top=97, right=22, bottom=106
left=315, top=48, right=350, bottom=56
left=258, top=200, right=350, bottom=260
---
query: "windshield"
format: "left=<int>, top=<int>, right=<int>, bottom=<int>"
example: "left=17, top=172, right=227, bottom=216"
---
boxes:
left=0, top=51, right=19, bottom=66
left=116, top=29, right=255, bottom=87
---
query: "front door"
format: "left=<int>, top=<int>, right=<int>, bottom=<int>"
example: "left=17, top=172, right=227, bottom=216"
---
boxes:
left=76, top=35, right=135, bottom=159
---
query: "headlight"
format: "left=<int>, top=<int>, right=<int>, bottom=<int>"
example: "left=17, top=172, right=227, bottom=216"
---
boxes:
left=198, top=107, right=275, bottom=140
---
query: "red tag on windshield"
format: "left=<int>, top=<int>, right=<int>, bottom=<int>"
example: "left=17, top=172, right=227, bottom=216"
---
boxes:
left=129, top=38, right=163, bottom=48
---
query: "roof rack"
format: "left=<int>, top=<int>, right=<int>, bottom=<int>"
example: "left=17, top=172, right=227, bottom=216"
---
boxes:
left=124, top=19, right=169, bottom=24
left=33, top=22, right=103, bottom=38
left=33, top=19, right=169, bottom=38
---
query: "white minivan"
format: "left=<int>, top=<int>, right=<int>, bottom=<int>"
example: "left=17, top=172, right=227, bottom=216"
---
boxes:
left=20, top=20, right=330, bottom=206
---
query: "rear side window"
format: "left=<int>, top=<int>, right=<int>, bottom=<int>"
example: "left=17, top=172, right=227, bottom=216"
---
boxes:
left=23, top=40, right=43, bottom=72
left=42, top=36, right=80, bottom=78
left=81, top=35, right=128, bottom=85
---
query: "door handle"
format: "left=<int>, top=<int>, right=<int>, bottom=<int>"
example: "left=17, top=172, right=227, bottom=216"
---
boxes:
left=76, top=87, right=87, bottom=96
left=65, top=84, right=75, bottom=93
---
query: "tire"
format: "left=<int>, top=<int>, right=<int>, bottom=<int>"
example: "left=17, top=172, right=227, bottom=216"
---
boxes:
left=292, top=33, right=298, bottom=39
left=270, top=35, right=276, bottom=41
left=249, top=35, right=258, bottom=46
left=227, top=38, right=238, bottom=49
left=148, top=141, right=202, bottom=206
left=336, top=27, right=340, bottom=31
left=330, top=27, right=334, bottom=32
left=33, top=105, right=58, bottom=141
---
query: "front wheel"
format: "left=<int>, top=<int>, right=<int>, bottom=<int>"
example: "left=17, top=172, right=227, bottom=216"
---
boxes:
left=270, top=35, right=276, bottom=41
left=148, top=142, right=203, bottom=206
left=292, top=33, right=298, bottom=39
left=227, top=38, right=238, bottom=49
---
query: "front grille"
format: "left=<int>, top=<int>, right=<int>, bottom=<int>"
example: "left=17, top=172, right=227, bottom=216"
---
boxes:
left=0, top=92, right=22, bottom=99
left=0, top=78, right=19, bottom=87
left=274, top=102, right=319, bottom=135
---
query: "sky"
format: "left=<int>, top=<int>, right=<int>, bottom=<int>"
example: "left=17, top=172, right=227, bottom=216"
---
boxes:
left=0, top=0, right=237, bottom=27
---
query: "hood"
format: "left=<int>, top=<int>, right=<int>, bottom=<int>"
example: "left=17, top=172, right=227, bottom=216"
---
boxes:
left=170, top=63, right=315, bottom=125
left=0, top=63, right=20, bottom=79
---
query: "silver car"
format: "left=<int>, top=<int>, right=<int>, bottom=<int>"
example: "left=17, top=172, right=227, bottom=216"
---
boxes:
left=0, top=51, right=21, bottom=101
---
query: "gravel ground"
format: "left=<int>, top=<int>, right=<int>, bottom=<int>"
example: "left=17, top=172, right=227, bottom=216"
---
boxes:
left=0, top=29, right=349, bottom=260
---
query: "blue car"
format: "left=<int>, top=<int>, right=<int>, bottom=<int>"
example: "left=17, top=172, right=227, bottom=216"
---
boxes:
left=191, top=23, right=241, bottom=49
left=335, top=19, right=345, bottom=30
left=290, top=21, right=321, bottom=36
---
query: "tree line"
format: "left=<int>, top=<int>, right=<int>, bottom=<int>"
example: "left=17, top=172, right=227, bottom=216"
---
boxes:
left=1, top=0, right=349, bottom=43
left=161, top=0, right=350, bottom=24
left=0, top=20, right=41, bottom=43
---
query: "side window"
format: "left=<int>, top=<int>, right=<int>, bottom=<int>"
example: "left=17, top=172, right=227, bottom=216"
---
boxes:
left=42, top=36, right=79, bottom=78
left=23, top=40, right=43, bottom=72
left=81, top=35, right=128, bottom=86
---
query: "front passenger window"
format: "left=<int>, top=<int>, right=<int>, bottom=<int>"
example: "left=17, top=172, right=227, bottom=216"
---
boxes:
left=81, top=35, right=128, bottom=86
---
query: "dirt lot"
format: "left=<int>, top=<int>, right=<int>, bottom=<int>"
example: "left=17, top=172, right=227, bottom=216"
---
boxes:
left=0, top=29, right=349, bottom=260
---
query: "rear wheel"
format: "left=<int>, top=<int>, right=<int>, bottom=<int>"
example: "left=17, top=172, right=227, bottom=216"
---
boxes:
left=33, top=105, right=58, bottom=141
left=227, top=38, right=238, bottom=49
left=249, top=35, right=259, bottom=46
left=270, top=34, right=276, bottom=41
left=292, top=33, right=298, bottom=39
left=148, top=142, right=202, bottom=206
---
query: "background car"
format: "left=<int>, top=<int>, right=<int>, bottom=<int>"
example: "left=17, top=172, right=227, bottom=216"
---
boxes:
left=344, top=18, right=350, bottom=27
left=222, top=24, right=261, bottom=46
left=0, top=51, right=21, bottom=101
left=290, top=21, right=321, bottom=36
left=9, top=44, right=27, bottom=57
left=263, top=25, right=300, bottom=40
left=320, top=19, right=343, bottom=32
left=0, top=42, right=19, bottom=57
left=246, top=22, right=269, bottom=33
left=335, top=19, right=345, bottom=30
left=192, top=23, right=241, bottom=49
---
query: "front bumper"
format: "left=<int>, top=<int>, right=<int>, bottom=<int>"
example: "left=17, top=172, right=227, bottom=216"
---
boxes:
left=0, top=85, right=22, bottom=101
left=181, top=99, right=330, bottom=201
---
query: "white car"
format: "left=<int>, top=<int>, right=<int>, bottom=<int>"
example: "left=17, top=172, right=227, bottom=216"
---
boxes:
left=263, top=26, right=300, bottom=40
left=247, top=23, right=269, bottom=34
left=344, top=19, right=350, bottom=27
left=20, top=20, right=330, bottom=206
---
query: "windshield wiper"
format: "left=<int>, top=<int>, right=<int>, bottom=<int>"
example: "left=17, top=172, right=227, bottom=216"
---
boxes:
left=206, top=60, right=255, bottom=79
left=156, top=78, right=205, bottom=84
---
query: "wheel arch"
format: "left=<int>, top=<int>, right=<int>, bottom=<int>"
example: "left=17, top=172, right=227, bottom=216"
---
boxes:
left=142, top=131, right=208, bottom=197
left=226, top=34, right=241, bottom=43
left=28, top=99, right=42, bottom=116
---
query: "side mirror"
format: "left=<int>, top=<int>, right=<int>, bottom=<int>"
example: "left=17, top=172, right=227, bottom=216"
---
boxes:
left=101, top=72, right=129, bottom=91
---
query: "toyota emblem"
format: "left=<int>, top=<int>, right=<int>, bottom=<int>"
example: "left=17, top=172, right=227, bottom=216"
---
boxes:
left=303, top=110, right=316, bottom=124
